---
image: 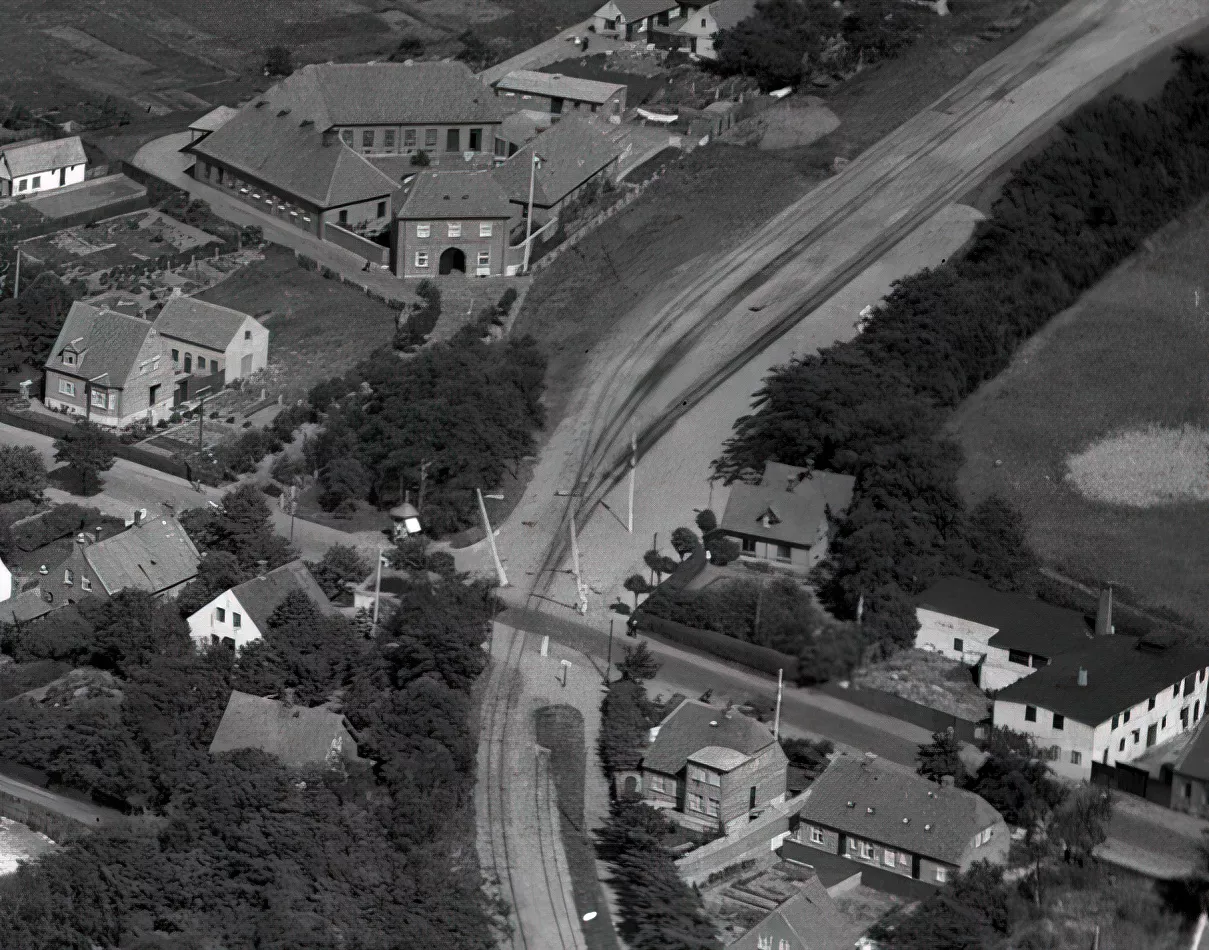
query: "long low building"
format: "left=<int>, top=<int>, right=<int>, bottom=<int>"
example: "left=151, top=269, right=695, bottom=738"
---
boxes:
left=0, top=135, right=87, bottom=197
left=493, top=69, right=627, bottom=120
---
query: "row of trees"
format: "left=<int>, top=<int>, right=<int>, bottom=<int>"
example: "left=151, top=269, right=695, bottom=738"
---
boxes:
left=715, top=51, right=1209, bottom=657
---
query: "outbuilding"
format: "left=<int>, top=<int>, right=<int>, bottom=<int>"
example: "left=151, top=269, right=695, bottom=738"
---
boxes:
left=153, top=293, right=269, bottom=383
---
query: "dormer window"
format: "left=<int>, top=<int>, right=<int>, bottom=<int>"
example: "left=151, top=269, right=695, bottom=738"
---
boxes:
left=62, top=352, right=75, bottom=365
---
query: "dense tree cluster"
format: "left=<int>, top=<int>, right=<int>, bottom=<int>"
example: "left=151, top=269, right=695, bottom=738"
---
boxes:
left=305, top=333, right=546, bottom=534
left=0, top=444, right=46, bottom=504
left=0, top=542, right=496, bottom=947
left=715, top=0, right=928, bottom=90
left=0, top=270, right=82, bottom=371
left=716, top=51, right=1209, bottom=650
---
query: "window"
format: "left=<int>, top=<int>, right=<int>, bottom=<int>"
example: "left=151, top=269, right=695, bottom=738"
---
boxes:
left=1187, top=783, right=1194, bottom=800
left=62, top=352, right=75, bottom=365
left=935, top=867, right=948, bottom=884
left=425, top=128, right=438, bottom=147
left=1053, top=713, right=1064, bottom=731
left=385, top=130, right=396, bottom=149
left=477, top=250, right=490, bottom=267
left=232, top=612, right=242, bottom=629
left=859, top=842, right=874, bottom=860
left=1119, top=738, right=1125, bottom=752
left=197, top=357, right=206, bottom=370
left=171, top=348, right=179, bottom=363
left=1024, top=705, right=1037, bottom=723
left=757, top=937, right=772, bottom=950
left=1149, top=697, right=1156, bottom=711
left=1186, top=675, right=1197, bottom=697
left=741, top=538, right=756, bottom=553
left=405, top=129, right=417, bottom=148
left=341, top=129, right=353, bottom=145
left=701, top=16, right=707, bottom=24
left=1070, top=750, right=1082, bottom=765
left=480, top=221, right=493, bottom=237
left=1124, top=709, right=1131, bottom=722
left=245, top=330, right=252, bottom=340
left=847, top=838, right=857, bottom=853
left=704, top=798, right=719, bottom=817
left=775, top=543, right=792, bottom=562
left=1009, top=649, right=1030, bottom=666
left=1182, top=707, right=1190, bottom=728
left=1112, top=714, right=1119, bottom=729
left=1132, top=729, right=1141, bottom=744
left=416, top=223, right=431, bottom=238
left=415, top=251, right=429, bottom=268
left=1163, top=715, right=1167, bottom=728
left=446, top=128, right=460, bottom=152
left=448, top=222, right=462, bottom=237
left=91, top=389, right=107, bottom=408
left=58, top=379, right=75, bottom=396
left=81, top=577, right=91, bottom=591
left=216, top=607, right=225, bottom=622
left=64, top=569, right=73, bottom=585
left=883, top=849, right=896, bottom=867
left=339, top=209, right=348, bottom=225
left=108, top=393, right=116, bottom=410
left=18, top=180, right=26, bottom=192
left=377, top=201, right=387, bottom=218
left=953, top=637, right=964, bottom=653
left=687, top=793, right=704, bottom=812
left=650, top=775, right=664, bottom=793
left=810, top=827, right=824, bottom=845
left=32, top=176, right=40, bottom=189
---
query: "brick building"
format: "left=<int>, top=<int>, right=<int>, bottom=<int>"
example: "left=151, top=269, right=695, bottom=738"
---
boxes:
left=153, top=293, right=268, bottom=383
left=492, top=70, right=627, bottom=120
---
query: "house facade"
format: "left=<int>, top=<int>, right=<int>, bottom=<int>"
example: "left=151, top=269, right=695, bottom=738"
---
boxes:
left=0, top=555, right=10, bottom=603
left=44, top=302, right=176, bottom=428
left=628, top=699, right=789, bottom=834
left=392, top=169, right=517, bottom=278
left=593, top=0, right=690, bottom=39
left=914, top=577, right=1096, bottom=692
left=786, top=755, right=1008, bottom=891
left=188, top=559, right=332, bottom=650
left=0, top=136, right=87, bottom=197
left=993, top=633, right=1209, bottom=781
left=718, top=462, right=854, bottom=572
left=677, top=0, right=757, bottom=58
left=493, top=70, right=627, bottom=120
left=153, top=293, right=269, bottom=383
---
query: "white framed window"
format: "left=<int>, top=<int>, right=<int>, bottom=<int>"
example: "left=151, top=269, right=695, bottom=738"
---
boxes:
left=448, top=222, right=462, bottom=238
left=883, top=849, right=896, bottom=867
left=477, top=251, right=490, bottom=267
left=687, top=793, right=704, bottom=812
left=108, top=393, right=117, bottom=410
left=64, top=569, right=73, bottom=585
left=704, top=798, right=718, bottom=817
left=216, top=607, right=225, bottom=623
left=899, top=852, right=909, bottom=867
left=416, top=222, right=430, bottom=238
left=859, top=842, right=873, bottom=860
left=81, top=577, right=91, bottom=591
left=18, top=180, right=27, bottom=192
left=935, top=867, right=949, bottom=884
left=62, top=352, right=75, bottom=365
left=480, top=221, right=493, bottom=237
left=846, top=838, right=857, bottom=853
left=650, top=775, right=664, bottom=793
left=757, top=937, right=772, bottom=950
left=32, top=176, right=40, bottom=189
left=233, top=612, right=242, bottom=629
left=1070, top=750, right=1082, bottom=765
left=415, top=251, right=429, bottom=268
left=810, top=827, right=824, bottom=845
left=91, top=390, right=107, bottom=408
left=58, top=379, right=75, bottom=396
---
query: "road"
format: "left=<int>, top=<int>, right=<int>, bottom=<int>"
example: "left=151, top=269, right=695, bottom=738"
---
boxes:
left=479, top=0, right=1209, bottom=617
left=0, top=772, right=122, bottom=827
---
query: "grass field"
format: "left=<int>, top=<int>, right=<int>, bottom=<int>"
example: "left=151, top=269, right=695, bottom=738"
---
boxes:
left=194, top=245, right=402, bottom=400
left=950, top=200, right=1209, bottom=631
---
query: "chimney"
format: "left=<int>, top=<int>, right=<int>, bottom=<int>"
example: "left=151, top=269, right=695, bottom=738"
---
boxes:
left=256, top=559, right=269, bottom=578
left=1077, top=667, right=1088, bottom=687
left=133, top=508, right=145, bottom=526
left=786, top=476, right=796, bottom=492
left=1095, top=586, right=1113, bottom=636
left=75, top=532, right=89, bottom=548
left=940, top=775, right=955, bottom=788
left=92, top=526, right=103, bottom=543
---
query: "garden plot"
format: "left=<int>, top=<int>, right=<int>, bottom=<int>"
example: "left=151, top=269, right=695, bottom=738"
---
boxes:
left=20, top=210, right=221, bottom=274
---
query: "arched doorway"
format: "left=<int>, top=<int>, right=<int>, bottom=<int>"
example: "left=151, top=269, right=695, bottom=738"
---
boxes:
left=439, top=247, right=466, bottom=275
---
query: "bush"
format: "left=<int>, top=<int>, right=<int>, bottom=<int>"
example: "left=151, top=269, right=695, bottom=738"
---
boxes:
left=0, top=445, right=47, bottom=503
left=410, top=150, right=430, bottom=168
left=395, top=279, right=442, bottom=347
left=496, top=287, right=518, bottom=315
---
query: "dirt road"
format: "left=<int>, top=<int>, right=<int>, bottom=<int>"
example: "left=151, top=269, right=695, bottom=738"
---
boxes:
left=480, top=0, right=1209, bottom=614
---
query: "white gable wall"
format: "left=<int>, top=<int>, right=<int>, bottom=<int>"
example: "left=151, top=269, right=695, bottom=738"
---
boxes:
left=0, top=557, right=11, bottom=602
left=5, top=163, right=86, bottom=196
left=187, top=589, right=264, bottom=650
left=223, top=317, right=270, bottom=381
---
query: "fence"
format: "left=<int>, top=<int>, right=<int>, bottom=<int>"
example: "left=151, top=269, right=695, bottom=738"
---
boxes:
left=815, top=680, right=987, bottom=743
left=325, top=223, right=390, bottom=265
left=675, top=795, right=809, bottom=886
left=531, top=177, right=657, bottom=272
left=294, top=251, right=409, bottom=308
left=632, top=611, right=800, bottom=681
left=3, top=183, right=150, bottom=243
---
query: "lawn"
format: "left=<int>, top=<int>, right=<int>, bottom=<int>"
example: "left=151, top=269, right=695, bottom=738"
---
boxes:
left=949, top=199, right=1209, bottom=631
left=194, top=245, right=402, bottom=400
left=533, top=704, right=620, bottom=950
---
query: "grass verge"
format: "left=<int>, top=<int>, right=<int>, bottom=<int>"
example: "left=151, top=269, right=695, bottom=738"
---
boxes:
left=534, top=704, right=620, bottom=950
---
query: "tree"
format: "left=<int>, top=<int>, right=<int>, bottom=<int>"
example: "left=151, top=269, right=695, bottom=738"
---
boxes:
left=264, top=45, right=293, bottom=77
left=454, top=30, right=492, bottom=70
left=392, top=34, right=425, bottom=60
left=181, top=483, right=296, bottom=571
left=694, top=509, right=718, bottom=534
left=917, top=729, right=966, bottom=786
left=670, top=526, right=700, bottom=561
left=1051, top=784, right=1112, bottom=865
left=0, top=445, right=46, bottom=503
left=780, top=736, right=833, bottom=778
left=705, top=532, right=740, bottom=566
left=308, top=543, right=370, bottom=600
left=617, top=640, right=660, bottom=683
left=623, top=573, right=651, bottom=608
left=644, top=549, right=666, bottom=583
left=53, top=420, right=115, bottom=494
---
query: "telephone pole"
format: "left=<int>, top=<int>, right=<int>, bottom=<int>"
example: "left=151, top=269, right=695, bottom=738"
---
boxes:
left=371, top=546, right=384, bottom=632
left=12, top=248, right=20, bottom=301
left=627, top=431, right=636, bottom=533
left=774, top=668, right=783, bottom=739
left=476, top=488, right=508, bottom=587
left=569, top=509, right=587, bottom=615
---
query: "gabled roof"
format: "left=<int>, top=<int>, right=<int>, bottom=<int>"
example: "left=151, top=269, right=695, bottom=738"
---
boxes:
left=83, top=515, right=200, bottom=596
left=696, top=0, right=758, bottom=32
left=800, top=754, right=1004, bottom=867
left=154, top=294, right=259, bottom=351
left=609, top=0, right=681, bottom=20
left=1174, top=718, right=1209, bottom=783
left=643, top=699, right=777, bottom=775
left=493, top=117, right=625, bottom=208
left=728, top=877, right=850, bottom=950
left=44, top=302, right=159, bottom=388
left=494, top=70, right=627, bottom=105
left=916, top=577, right=1093, bottom=657
left=209, top=691, right=356, bottom=768
left=688, top=745, right=751, bottom=772
left=720, top=462, right=854, bottom=548
left=228, top=559, right=333, bottom=631
left=0, top=136, right=86, bottom=178
left=396, top=169, right=516, bottom=221
left=995, top=634, right=1209, bottom=727
left=189, top=105, right=239, bottom=134
left=0, top=586, right=56, bottom=626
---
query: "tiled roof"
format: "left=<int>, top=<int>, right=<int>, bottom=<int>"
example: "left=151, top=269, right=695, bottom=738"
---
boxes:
left=643, top=699, right=776, bottom=775
left=493, top=116, right=624, bottom=208
left=720, top=462, right=854, bottom=548
left=800, top=754, right=1003, bottom=866
left=154, top=295, right=256, bottom=351
left=689, top=745, right=751, bottom=772
left=45, top=302, right=158, bottom=388
left=499, top=110, right=554, bottom=149
left=0, top=136, right=86, bottom=177
left=209, top=691, right=356, bottom=768
left=495, top=70, right=627, bottom=105
left=917, top=577, right=1093, bottom=657
left=396, top=169, right=516, bottom=220
left=301, top=61, right=506, bottom=126
left=995, top=634, right=1209, bottom=727
left=229, top=559, right=332, bottom=631
left=0, top=586, right=55, bottom=625
left=704, top=0, right=758, bottom=31
left=728, top=877, right=851, bottom=950
left=188, top=105, right=239, bottom=134
left=613, top=0, right=681, bottom=20
left=1174, top=718, right=1209, bottom=783
left=83, top=515, right=200, bottom=595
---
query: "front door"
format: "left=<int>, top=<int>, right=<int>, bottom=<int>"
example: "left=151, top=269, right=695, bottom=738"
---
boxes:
left=59, top=167, right=66, bottom=186
left=439, top=247, right=466, bottom=275
left=550, top=97, right=564, bottom=115
left=184, top=354, right=192, bottom=373
left=446, top=128, right=460, bottom=152
left=148, top=384, right=160, bottom=408
left=241, top=354, right=253, bottom=376
left=749, top=786, right=757, bottom=810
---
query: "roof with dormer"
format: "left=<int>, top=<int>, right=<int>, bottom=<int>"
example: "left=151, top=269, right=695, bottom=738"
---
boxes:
left=719, top=462, right=854, bottom=548
left=44, top=301, right=160, bottom=389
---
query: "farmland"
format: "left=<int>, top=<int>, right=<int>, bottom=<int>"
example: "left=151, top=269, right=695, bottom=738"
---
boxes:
left=950, top=200, right=1209, bottom=631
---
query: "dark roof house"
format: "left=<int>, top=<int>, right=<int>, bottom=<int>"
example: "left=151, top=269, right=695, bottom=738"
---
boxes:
left=727, top=877, right=851, bottom=950
left=45, top=302, right=160, bottom=389
left=82, top=514, right=201, bottom=596
left=493, top=117, right=625, bottom=210
left=154, top=295, right=262, bottom=352
left=209, top=691, right=359, bottom=768
left=643, top=698, right=778, bottom=775
left=720, top=461, right=854, bottom=550
left=228, top=560, right=333, bottom=631
left=494, top=70, right=628, bottom=106
left=0, top=586, right=56, bottom=626
left=396, top=168, right=517, bottom=221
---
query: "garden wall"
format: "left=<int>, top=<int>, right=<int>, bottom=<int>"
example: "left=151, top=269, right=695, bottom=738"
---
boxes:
left=632, top=611, right=799, bottom=680
left=3, top=183, right=149, bottom=242
left=675, top=794, right=807, bottom=886
left=325, top=223, right=390, bottom=265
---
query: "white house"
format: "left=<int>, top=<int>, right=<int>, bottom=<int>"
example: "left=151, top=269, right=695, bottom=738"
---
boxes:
left=993, top=631, right=1209, bottom=781
left=677, top=0, right=756, bottom=59
left=594, top=0, right=687, bottom=39
left=0, top=556, right=11, bottom=603
left=188, top=559, right=332, bottom=650
left=0, top=136, right=87, bottom=197
left=914, top=577, right=1096, bottom=692
left=153, top=293, right=269, bottom=383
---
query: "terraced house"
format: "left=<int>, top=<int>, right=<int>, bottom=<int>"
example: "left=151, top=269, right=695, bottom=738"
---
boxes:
left=186, top=61, right=505, bottom=252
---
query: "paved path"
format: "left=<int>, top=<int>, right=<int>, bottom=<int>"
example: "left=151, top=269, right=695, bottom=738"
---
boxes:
left=0, top=773, right=122, bottom=828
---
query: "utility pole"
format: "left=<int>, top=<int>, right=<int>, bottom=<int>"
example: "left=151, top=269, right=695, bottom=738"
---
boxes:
left=477, top=488, right=508, bottom=587
left=627, top=430, right=636, bottom=534
left=417, top=458, right=431, bottom=514
left=774, top=668, right=783, bottom=740
left=12, top=248, right=20, bottom=301
left=371, top=546, right=384, bottom=632
left=522, top=151, right=539, bottom=273
left=569, top=509, right=587, bottom=615
left=197, top=394, right=205, bottom=449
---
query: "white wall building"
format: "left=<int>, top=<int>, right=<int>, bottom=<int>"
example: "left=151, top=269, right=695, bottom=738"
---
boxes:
left=993, top=633, right=1209, bottom=781
left=188, top=560, right=331, bottom=650
left=0, top=556, right=11, bottom=603
left=0, top=136, right=87, bottom=197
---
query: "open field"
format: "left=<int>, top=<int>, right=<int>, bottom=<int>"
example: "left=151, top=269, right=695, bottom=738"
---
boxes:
left=193, top=245, right=404, bottom=399
left=950, top=201, right=1209, bottom=631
